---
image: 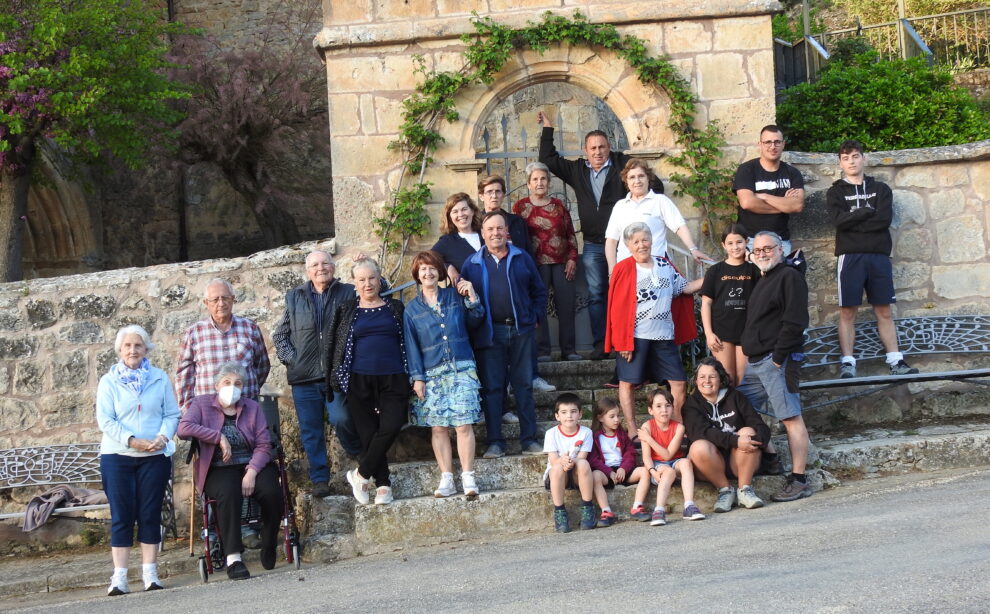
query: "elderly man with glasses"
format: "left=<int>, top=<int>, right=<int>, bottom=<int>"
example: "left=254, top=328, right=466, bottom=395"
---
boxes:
left=732, top=125, right=805, bottom=256
left=176, top=278, right=271, bottom=411
left=738, top=232, right=812, bottom=504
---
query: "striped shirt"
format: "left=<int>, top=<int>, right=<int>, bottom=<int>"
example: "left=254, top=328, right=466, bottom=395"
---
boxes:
left=175, top=314, right=270, bottom=410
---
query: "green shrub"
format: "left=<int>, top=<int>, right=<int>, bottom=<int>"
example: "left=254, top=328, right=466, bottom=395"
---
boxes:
left=777, top=54, right=990, bottom=152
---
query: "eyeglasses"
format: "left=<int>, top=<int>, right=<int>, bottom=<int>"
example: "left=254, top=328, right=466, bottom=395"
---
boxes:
left=761, top=139, right=784, bottom=147
left=751, top=246, right=779, bottom=256
left=205, top=296, right=235, bottom=305
left=482, top=189, right=504, bottom=196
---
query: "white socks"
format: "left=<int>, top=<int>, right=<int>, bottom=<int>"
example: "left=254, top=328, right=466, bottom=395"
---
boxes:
left=885, top=351, right=904, bottom=365
left=841, top=356, right=856, bottom=366
left=226, top=553, right=242, bottom=567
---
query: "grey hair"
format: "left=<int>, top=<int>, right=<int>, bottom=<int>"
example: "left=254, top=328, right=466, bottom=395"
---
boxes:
left=754, top=231, right=782, bottom=247
left=305, top=250, right=334, bottom=269
left=214, top=361, right=248, bottom=386
left=115, top=324, right=154, bottom=353
left=524, top=161, right=551, bottom=183
left=203, top=278, right=235, bottom=299
left=622, top=221, right=652, bottom=243
left=351, top=257, right=381, bottom=279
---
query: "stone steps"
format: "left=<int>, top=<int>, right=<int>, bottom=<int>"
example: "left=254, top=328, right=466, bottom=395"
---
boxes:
left=303, top=471, right=826, bottom=561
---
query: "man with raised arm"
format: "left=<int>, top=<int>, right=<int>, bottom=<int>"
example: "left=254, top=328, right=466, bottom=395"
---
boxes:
left=538, top=110, right=668, bottom=360
left=733, top=125, right=805, bottom=255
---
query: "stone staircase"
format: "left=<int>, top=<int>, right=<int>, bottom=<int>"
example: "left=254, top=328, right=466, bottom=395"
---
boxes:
left=299, top=358, right=825, bottom=563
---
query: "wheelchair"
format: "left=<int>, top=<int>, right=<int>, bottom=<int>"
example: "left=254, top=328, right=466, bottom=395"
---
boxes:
left=190, top=394, right=301, bottom=582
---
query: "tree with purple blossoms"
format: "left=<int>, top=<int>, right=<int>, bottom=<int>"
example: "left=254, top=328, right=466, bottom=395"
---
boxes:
left=0, top=0, right=188, bottom=281
left=170, top=1, right=331, bottom=249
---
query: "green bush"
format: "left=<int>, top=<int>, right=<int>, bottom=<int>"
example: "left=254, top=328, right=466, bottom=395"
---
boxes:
left=777, top=54, right=990, bottom=152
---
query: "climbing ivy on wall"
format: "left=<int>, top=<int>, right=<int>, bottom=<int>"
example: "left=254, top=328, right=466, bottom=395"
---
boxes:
left=375, top=11, right=736, bottom=276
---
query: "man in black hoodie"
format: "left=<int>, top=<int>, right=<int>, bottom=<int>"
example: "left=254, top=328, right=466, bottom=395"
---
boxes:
left=739, top=231, right=812, bottom=502
left=827, top=140, right=918, bottom=379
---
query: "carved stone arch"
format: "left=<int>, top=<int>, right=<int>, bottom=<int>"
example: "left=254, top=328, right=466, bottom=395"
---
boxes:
left=22, top=143, right=102, bottom=278
left=435, top=44, right=678, bottom=165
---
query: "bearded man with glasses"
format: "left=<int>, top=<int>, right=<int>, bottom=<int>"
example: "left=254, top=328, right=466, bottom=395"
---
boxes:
left=732, top=125, right=805, bottom=256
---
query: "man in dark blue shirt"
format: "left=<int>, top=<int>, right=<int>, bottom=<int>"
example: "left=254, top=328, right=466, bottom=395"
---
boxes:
left=460, top=211, right=548, bottom=459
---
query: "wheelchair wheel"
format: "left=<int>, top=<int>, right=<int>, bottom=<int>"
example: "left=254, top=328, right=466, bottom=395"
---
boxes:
left=198, top=557, right=209, bottom=583
left=292, top=543, right=301, bottom=570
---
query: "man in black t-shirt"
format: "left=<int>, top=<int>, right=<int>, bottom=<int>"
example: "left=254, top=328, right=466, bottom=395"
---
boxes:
left=732, top=125, right=805, bottom=255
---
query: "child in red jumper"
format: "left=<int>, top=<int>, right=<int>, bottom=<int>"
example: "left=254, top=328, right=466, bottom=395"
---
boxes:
left=588, top=398, right=649, bottom=527
left=630, top=389, right=706, bottom=525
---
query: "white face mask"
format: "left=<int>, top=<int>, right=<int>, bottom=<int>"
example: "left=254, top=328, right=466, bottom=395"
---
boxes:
left=218, top=385, right=242, bottom=407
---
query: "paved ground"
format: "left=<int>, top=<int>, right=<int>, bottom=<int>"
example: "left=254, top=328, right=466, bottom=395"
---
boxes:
left=5, top=467, right=990, bottom=613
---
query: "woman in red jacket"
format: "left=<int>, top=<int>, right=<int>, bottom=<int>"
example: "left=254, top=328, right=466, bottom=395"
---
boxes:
left=178, top=361, right=283, bottom=581
left=605, top=222, right=700, bottom=439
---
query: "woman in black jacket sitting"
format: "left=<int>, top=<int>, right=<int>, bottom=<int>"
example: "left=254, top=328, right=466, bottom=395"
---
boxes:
left=683, top=357, right=771, bottom=514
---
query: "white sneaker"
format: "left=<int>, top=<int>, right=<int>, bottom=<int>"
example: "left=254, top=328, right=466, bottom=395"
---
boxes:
left=532, top=376, right=556, bottom=392
left=461, top=471, right=479, bottom=497
left=737, top=485, right=765, bottom=509
left=374, top=485, right=394, bottom=505
left=346, top=468, right=370, bottom=505
left=142, top=566, right=163, bottom=591
left=434, top=472, right=456, bottom=498
left=107, top=571, right=129, bottom=596
left=501, top=411, right=520, bottom=424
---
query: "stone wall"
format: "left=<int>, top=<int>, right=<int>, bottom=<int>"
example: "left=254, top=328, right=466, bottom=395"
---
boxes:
left=318, top=1, right=784, bottom=263
left=0, top=239, right=337, bottom=522
left=786, top=140, right=990, bottom=327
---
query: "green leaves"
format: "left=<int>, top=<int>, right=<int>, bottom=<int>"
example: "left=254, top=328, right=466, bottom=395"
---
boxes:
left=378, top=10, right=734, bottom=271
left=778, top=54, right=990, bottom=152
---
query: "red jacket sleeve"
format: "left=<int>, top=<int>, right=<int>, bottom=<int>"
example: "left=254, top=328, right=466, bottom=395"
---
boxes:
left=617, top=429, right=638, bottom=473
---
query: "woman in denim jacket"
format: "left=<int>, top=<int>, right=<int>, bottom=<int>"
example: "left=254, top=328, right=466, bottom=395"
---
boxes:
left=403, top=250, right=486, bottom=498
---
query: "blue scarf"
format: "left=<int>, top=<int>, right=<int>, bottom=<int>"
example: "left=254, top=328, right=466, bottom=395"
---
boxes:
left=112, top=358, right=151, bottom=394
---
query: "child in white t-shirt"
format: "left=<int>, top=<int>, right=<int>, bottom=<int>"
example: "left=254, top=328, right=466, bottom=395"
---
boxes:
left=543, top=393, right=594, bottom=533
left=588, top=397, right=649, bottom=527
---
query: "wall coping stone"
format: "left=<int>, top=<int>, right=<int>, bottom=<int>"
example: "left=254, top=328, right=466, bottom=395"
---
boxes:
left=314, top=1, right=781, bottom=51
left=786, top=139, right=990, bottom=167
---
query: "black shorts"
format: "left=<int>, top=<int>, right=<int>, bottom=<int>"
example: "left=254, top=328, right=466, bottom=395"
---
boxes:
left=598, top=466, right=636, bottom=489
left=837, top=253, right=895, bottom=307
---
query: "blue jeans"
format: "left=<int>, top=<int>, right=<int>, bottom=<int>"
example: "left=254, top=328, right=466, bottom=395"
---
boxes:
left=582, top=242, right=608, bottom=344
left=100, top=453, right=171, bottom=547
left=738, top=354, right=803, bottom=420
left=476, top=324, right=538, bottom=449
left=291, top=383, right=361, bottom=483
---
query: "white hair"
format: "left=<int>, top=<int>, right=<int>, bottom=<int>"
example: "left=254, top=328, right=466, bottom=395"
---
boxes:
left=351, top=257, right=381, bottom=279
left=622, top=221, right=652, bottom=243
left=214, top=361, right=248, bottom=385
left=203, top=278, right=235, bottom=299
left=524, top=161, right=550, bottom=183
left=115, top=325, right=154, bottom=353
left=305, top=250, right=334, bottom=269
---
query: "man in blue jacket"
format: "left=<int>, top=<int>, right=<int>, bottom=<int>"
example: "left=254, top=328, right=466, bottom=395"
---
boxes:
left=460, top=210, right=548, bottom=458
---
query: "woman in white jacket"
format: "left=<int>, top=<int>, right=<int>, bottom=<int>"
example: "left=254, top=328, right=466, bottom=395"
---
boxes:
left=96, top=325, right=179, bottom=596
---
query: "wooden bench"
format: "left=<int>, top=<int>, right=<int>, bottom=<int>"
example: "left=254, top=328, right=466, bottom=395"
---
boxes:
left=0, top=443, right=177, bottom=542
left=799, top=315, right=990, bottom=410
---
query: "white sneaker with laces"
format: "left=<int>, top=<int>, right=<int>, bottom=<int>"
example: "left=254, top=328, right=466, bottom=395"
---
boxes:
left=532, top=376, right=556, bottom=392
left=461, top=471, right=479, bottom=497
left=434, top=472, right=456, bottom=497
left=346, top=468, right=370, bottom=504
left=501, top=411, right=520, bottom=424
left=374, top=485, right=394, bottom=505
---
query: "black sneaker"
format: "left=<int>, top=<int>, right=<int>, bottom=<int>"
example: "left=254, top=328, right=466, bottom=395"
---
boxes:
left=311, top=481, right=332, bottom=498
left=579, top=505, right=596, bottom=530
left=889, top=360, right=919, bottom=376
left=226, top=561, right=251, bottom=580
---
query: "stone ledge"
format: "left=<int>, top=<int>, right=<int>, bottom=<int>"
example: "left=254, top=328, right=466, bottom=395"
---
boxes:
left=786, top=139, right=990, bottom=167
left=314, top=2, right=781, bottom=51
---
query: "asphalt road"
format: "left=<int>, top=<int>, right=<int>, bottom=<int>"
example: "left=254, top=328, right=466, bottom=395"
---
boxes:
left=7, top=467, right=990, bottom=613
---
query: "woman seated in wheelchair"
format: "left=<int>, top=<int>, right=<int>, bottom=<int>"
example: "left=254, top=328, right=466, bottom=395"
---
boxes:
left=178, top=361, right=283, bottom=580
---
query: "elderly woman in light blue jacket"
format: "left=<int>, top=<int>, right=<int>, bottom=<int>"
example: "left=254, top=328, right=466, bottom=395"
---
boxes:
left=97, top=324, right=179, bottom=596
left=403, top=250, right=485, bottom=499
